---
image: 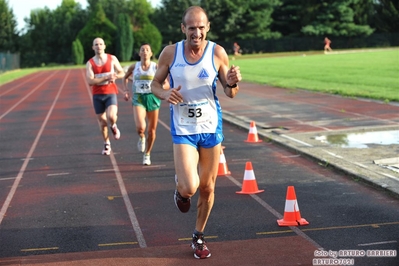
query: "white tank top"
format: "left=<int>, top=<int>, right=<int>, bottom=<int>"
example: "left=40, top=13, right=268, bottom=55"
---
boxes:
left=169, top=41, right=222, bottom=135
left=132, top=61, right=157, bottom=94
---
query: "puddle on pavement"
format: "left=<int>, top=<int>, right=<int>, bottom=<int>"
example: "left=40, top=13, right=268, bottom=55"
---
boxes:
left=314, top=130, right=399, bottom=148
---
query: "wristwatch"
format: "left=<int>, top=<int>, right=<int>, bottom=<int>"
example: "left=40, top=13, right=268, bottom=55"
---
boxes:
left=226, top=83, right=237, bottom=88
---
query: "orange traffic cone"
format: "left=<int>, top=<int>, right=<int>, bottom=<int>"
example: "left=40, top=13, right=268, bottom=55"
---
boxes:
left=218, top=147, right=231, bottom=176
left=236, top=162, right=264, bottom=194
left=245, top=121, right=262, bottom=143
left=277, top=186, right=309, bottom=226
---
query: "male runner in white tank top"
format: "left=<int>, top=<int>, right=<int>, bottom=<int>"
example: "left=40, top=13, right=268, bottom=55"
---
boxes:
left=151, top=6, right=242, bottom=259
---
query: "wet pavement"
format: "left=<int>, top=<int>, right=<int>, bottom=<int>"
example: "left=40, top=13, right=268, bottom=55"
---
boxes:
left=218, top=82, right=399, bottom=197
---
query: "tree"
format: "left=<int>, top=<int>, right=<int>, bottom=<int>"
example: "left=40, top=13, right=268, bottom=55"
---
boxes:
left=72, top=38, right=84, bottom=65
left=351, top=0, right=374, bottom=26
left=0, top=0, right=19, bottom=52
left=116, top=13, right=134, bottom=61
left=230, top=0, right=281, bottom=40
left=127, top=0, right=163, bottom=56
left=77, top=3, right=118, bottom=62
left=152, top=0, right=193, bottom=44
left=48, top=0, right=88, bottom=64
left=301, top=0, right=374, bottom=37
left=88, top=0, right=160, bottom=57
left=87, top=0, right=128, bottom=24
left=19, top=0, right=88, bottom=66
left=133, top=23, right=163, bottom=58
left=373, top=0, right=399, bottom=33
left=153, top=0, right=280, bottom=44
left=20, top=7, right=54, bottom=66
left=272, top=0, right=319, bottom=37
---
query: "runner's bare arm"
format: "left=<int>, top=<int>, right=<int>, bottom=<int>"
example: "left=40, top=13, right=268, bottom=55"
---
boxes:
left=111, top=55, right=125, bottom=81
left=122, top=64, right=135, bottom=92
left=215, top=45, right=241, bottom=98
left=151, top=45, right=183, bottom=104
left=86, top=61, right=110, bottom=86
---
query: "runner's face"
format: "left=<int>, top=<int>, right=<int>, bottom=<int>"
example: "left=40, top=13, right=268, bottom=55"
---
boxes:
left=93, top=38, right=106, bottom=55
left=182, top=11, right=210, bottom=47
left=140, top=45, right=153, bottom=59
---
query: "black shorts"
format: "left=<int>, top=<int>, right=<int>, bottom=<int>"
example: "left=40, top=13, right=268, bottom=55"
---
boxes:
left=93, top=94, right=118, bottom=114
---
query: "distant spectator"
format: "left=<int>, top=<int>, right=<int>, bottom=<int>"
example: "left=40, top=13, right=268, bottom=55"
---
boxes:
left=233, top=42, right=241, bottom=56
left=324, top=37, right=332, bottom=53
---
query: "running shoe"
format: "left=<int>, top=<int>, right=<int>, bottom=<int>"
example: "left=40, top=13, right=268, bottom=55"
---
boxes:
left=110, top=124, right=120, bottom=140
left=137, top=137, right=145, bottom=153
left=191, top=234, right=211, bottom=259
left=102, top=143, right=111, bottom=155
left=143, top=154, right=151, bottom=165
left=174, top=189, right=191, bottom=213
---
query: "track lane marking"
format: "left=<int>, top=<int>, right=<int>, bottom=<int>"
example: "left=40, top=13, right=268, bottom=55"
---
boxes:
left=358, top=240, right=398, bottom=246
left=47, top=173, right=70, bottom=177
left=21, top=247, right=59, bottom=252
left=0, top=71, right=58, bottom=121
left=0, top=70, right=70, bottom=225
left=178, top=235, right=218, bottom=241
left=94, top=169, right=114, bottom=172
left=98, top=242, right=138, bottom=247
left=0, top=71, right=47, bottom=97
left=82, top=70, right=147, bottom=248
left=0, top=177, right=16, bottom=181
left=257, top=221, right=399, bottom=235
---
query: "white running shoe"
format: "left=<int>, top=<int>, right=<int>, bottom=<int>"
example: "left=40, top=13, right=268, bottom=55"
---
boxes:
left=143, top=154, right=151, bottom=165
left=110, top=124, right=120, bottom=140
left=137, top=137, right=145, bottom=153
left=102, top=143, right=111, bottom=155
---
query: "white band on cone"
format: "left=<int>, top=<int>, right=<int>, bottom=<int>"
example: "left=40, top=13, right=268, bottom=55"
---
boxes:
left=284, top=199, right=299, bottom=212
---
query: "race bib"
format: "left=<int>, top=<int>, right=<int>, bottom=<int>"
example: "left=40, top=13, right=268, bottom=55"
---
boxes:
left=95, top=72, right=112, bottom=85
left=135, top=80, right=152, bottom=93
left=177, top=100, right=212, bottom=125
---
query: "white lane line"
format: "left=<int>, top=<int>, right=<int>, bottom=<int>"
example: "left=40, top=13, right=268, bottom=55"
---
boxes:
left=47, top=173, right=70, bottom=177
left=109, top=152, right=147, bottom=248
left=281, top=135, right=313, bottom=147
left=158, top=118, right=170, bottom=131
left=143, top=165, right=166, bottom=168
left=322, top=150, right=343, bottom=159
left=95, top=169, right=114, bottom=172
left=353, top=162, right=369, bottom=169
left=0, top=70, right=69, bottom=225
left=281, top=155, right=301, bottom=158
left=0, top=72, right=58, bottom=121
left=358, top=240, right=397, bottom=247
left=0, top=71, right=47, bottom=97
left=381, top=173, right=399, bottom=182
left=82, top=70, right=147, bottom=248
left=0, top=177, right=16, bottom=181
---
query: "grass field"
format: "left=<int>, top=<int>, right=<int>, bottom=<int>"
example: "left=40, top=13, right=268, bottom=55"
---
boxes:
left=232, top=48, right=399, bottom=102
left=1, top=48, right=398, bottom=102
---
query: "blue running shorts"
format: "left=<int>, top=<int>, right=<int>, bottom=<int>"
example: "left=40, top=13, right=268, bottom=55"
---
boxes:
left=172, top=133, right=224, bottom=149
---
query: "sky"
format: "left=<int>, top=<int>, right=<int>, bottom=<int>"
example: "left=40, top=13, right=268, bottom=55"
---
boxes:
left=10, top=0, right=161, bottom=31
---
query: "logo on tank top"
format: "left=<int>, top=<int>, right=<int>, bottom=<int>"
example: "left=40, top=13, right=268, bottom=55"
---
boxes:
left=174, top=63, right=186, bottom=67
left=198, top=68, right=209, bottom=79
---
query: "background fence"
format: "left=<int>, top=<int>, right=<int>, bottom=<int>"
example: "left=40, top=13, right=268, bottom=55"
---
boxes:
left=0, top=52, right=20, bottom=74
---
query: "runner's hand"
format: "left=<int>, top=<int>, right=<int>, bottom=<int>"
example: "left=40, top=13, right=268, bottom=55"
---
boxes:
left=165, top=86, right=183, bottom=105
